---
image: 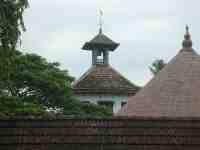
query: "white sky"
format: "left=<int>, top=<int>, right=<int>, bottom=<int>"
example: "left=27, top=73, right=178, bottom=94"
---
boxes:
left=21, top=0, right=200, bottom=86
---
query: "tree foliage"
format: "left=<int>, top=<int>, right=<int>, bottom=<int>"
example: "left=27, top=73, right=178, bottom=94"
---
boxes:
left=63, top=100, right=113, bottom=118
left=0, top=50, right=112, bottom=118
left=0, top=96, right=45, bottom=118
left=149, top=59, right=166, bottom=76
left=2, top=50, right=74, bottom=109
left=0, top=0, right=29, bottom=49
left=0, top=0, right=29, bottom=96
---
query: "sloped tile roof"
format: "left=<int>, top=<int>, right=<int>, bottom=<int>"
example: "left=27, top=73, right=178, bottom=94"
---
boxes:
left=82, top=32, right=119, bottom=51
left=117, top=27, right=200, bottom=117
left=90, top=33, right=117, bottom=44
left=73, top=65, right=139, bottom=95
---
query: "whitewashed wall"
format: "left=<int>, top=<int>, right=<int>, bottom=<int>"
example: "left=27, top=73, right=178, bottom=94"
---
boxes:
left=76, top=95, right=128, bottom=113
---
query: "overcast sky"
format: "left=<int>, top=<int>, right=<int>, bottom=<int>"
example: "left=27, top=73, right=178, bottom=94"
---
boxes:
left=21, top=0, right=200, bottom=86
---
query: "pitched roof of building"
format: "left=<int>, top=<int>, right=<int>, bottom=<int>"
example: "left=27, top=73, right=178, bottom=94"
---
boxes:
left=117, top=26, right=200, bottom=117
left=82, top=30, right=119, bottom=51
left=73, top=64, right=139, bottom=95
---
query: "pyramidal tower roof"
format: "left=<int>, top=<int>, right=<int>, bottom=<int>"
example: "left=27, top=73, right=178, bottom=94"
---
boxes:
left=82, top=28, right=119, bottom=51
left=117, top=26, right=200, bottom=117
left=73, top=65, right=139, bottom=95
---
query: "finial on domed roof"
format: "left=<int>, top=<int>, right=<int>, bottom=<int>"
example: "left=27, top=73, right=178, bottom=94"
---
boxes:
left=182, top=25, right=192, bottom=48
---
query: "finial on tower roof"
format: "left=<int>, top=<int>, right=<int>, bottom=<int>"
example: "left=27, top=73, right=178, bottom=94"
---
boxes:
left=99, top=10, right=103, bottom=34
left=182, top=25, right=192, bottom=48
left=186, top=25, right=189, bottom=34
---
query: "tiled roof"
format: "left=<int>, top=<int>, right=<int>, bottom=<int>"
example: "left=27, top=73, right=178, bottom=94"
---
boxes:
left=90, top=33, right=117, bottom=45
left=82, top=32, right=119, bottom=51
left=1, top=118, right=200, bottom=150
left=117, top=27, right=200, bottom=117
left=73, top=65, right=139, bottom=95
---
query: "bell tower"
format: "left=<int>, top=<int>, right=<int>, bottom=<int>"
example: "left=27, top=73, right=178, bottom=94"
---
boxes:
left=73, top=12, right=139, bottom=114
left=82, top=12, right=119, bottom=66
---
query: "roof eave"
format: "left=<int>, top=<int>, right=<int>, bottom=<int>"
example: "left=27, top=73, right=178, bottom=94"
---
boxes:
left=82, top=42, right=120, bottom=51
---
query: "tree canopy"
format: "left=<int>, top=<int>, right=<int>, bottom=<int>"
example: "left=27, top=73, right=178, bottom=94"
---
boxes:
left=3, top=50, right=74, bottom=109
left=0, top=0, right=29, bottom=96
left=0, top=0, right=29, bottom=49
left=0, top=50, right=112, bottom=118
left=0, top=96, right=45, bottom=118
left=149, top=59, right=166, bottom=76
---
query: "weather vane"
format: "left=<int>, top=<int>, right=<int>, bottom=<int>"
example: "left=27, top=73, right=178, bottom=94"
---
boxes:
left=99, top=10, right=103, bottom=34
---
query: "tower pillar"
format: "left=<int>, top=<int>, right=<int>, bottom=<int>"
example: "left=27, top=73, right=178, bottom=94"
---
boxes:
left=103, top=50, right=109, bottom=65
left=92, top=50, right=98, bottom=65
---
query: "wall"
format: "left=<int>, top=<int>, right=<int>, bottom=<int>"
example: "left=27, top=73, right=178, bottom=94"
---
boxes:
left=0, top=118, right=200, bottom=150
left=77, top=94, right=128, bottom=113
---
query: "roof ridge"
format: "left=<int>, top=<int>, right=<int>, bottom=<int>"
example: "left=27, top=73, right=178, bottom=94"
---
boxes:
left=72, top=66, right=95, bottom=88
left=108, top=65, right=140, bottom=89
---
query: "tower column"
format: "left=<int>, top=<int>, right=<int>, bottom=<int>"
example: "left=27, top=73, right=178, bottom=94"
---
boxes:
left=92, top=50, right=98, bottom=65
left=103, top=50, right=109, bottom=65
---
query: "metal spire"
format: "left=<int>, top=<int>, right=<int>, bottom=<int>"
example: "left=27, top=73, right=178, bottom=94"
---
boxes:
left=186, top=25, right=189, bottom=35
left=99, top=10, right=103, bottom=34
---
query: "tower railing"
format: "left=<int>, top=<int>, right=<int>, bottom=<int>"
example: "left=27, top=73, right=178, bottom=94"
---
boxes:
left=96, top=59, right=104, bottom=64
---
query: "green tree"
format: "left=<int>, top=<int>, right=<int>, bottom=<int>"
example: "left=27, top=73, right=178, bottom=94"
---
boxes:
left=3, top=50, right=74, bottom=109
left=0, top=0, right=29, bottom=49
left=0, top=96, right=45, bottom=118
left=0, top=50, right=112, bottom=118
left=149, top=59, right=166, bottom=76
left=0, top=0, right=29, bottom=99
left=63, top=100, right=113, bottom=118
left=80, top=103, right=113, bottom=118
